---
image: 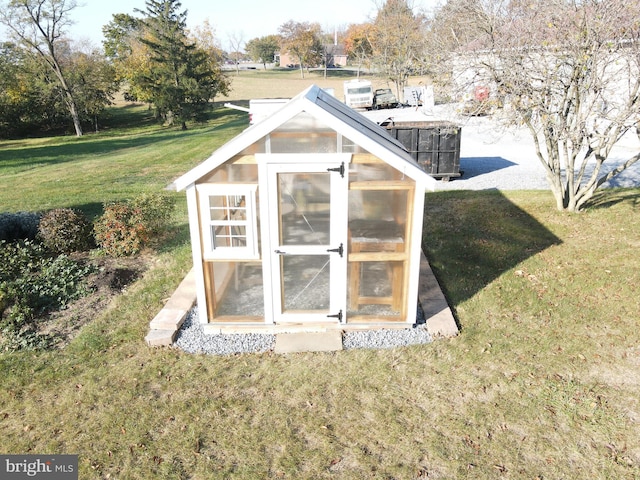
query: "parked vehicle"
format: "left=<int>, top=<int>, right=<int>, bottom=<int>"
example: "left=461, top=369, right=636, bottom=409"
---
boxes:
left=372, top=88, right=398, bottom=109
left=343, top=79, right=373, bottom=110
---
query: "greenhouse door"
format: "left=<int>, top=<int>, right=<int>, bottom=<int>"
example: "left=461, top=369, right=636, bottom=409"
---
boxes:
left=265, top=156, right=348, bottom=323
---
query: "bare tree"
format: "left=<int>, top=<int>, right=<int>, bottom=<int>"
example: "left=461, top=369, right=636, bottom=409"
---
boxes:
left=189, top=19, right=225, bottom=65
left=438, top=0, right=640, bottom=212
left=1, top=0, right=84, bottom=136
left=227, top=30, right=245, bottom=75
left=426, top=0, right=487, bottom=72
left=369, top=0, right=428, bottom=99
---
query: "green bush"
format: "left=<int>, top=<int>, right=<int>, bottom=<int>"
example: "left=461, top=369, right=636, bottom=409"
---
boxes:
left=0, top=212, right=41, bottom=242
left=130, top=192, right=176, bottom=235
left=0, top=240, right=96, bottom=351
left=94, top=202, right=148, bottom=257
left=94, top=193, right=175, bottom=257
left=38, top=208, right=94, bottom=253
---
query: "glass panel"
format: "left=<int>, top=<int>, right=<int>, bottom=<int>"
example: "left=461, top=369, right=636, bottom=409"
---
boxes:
left=270, top=112, right=338, bottom=153
left=270, top=133, right=337, bottom=153
left=340, top=135, right=361, bottom=153
left=347, top=260, right=404, bottom=316
left=238, top=139, right=266, bottom=155
left=349, top=190, right=408, bottom=252
left=208, top=195, right=226, bottom=221
left=208, top=195, right=247, bottom=221
left=202, top=161, right=259, bottom=183
left=232, top=199, right=247, bottom=221
left=213, top=262, right=265, bottom=317
left=349, top=162, right=404, bottom=181
left=360, top=262, right=393, bottom=296
left=282, top=255, right=330, bottom=312
left=211, top=225, right=230, bottom=248
left=279, top=172, right=331, bottom=246
left=347, top=86, right=372, bottom=95
left=272, top=112, right=332, bottom=132
left=234, top=208, right=247, bottom=221
left=213, top=225, right=247, bottom=248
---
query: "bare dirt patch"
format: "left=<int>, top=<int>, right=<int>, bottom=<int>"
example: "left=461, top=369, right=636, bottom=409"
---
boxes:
left=39, top=253, right=153, bottom=348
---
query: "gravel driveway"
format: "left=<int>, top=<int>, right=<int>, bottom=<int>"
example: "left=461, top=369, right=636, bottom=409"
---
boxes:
left=431, top=106, right=640, bottom=191
left=365, top=105, right=640, bottom=191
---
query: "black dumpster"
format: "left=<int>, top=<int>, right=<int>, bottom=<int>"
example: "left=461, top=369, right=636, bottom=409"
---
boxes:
left=385, top=121, right=462, bottom=181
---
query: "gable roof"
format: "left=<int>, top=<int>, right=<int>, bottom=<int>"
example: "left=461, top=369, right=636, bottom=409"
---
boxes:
left=173, top=85, right=437, bottom=191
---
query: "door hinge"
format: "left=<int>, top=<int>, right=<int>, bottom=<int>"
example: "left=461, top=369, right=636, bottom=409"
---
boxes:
left=327, top=309, right=343, bottom=321
left=326, top=243, right=343, bottom=257
left=327, top=162, right=345, bottom=178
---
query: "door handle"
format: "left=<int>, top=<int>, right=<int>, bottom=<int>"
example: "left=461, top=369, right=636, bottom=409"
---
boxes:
left=274, top=249, right=287, bottom=255
left=326, top=243, right=343, bottom=257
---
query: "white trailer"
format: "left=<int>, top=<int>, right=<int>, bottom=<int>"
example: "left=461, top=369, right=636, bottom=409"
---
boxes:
left=343, top=79, right=373, bottom=110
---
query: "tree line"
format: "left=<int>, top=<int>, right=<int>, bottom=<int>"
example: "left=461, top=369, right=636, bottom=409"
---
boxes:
left=0, top=0, right=431, bottom=138
left=246, top=0, right=428, bottom=97
left=0, top=0, right=230, bottom=137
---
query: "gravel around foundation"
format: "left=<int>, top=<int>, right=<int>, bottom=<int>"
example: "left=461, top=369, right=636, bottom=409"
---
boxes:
left=175, top=306, right=432, bottom=355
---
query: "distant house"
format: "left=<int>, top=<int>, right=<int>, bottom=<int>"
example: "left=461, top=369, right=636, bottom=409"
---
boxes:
left=324, top=43, right=348, bottom=67
left=172, top=85, right=437, bottom=333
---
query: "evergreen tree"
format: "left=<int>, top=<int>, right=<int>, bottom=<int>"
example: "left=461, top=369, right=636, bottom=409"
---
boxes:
left=136, top=0, right=227, bottom=129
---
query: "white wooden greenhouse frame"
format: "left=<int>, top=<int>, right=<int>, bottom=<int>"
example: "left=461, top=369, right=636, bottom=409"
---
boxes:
left=173, top=85, right=437, bottom=333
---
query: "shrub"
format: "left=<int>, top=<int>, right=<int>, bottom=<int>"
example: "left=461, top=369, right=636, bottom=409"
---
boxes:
left=130, top=193, right=176, bottom=236
left=38, top=208, right=94, bottom=253
left=94, top=202, right=148, bottom=257
left=0, top=239, right=47, bottom=284
left=94, top=193, right=175, bottom=257
left=0, top=212, right=41, bottom=242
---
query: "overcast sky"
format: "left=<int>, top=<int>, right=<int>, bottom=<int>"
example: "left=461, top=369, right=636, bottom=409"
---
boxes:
left=37, top=0, right=441, bottom=50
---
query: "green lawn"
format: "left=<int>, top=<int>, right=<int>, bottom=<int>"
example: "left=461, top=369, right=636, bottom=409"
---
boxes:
left=1, top=90, right=640, bottom=478
left=0, top=104, right=246, bottom=217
